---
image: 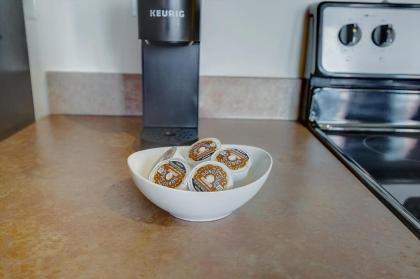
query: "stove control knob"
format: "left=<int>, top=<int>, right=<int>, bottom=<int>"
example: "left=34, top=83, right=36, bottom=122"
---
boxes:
left=372, top=24, right=395, bottom=47
left=338, top=23, right=362, bottom=46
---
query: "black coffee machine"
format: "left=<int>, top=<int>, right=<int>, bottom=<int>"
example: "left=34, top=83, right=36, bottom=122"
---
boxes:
left=138, top=0, right=200, bottom=147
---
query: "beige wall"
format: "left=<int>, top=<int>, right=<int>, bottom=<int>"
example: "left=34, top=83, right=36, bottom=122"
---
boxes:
left=24, top=0, right=418, bottom=119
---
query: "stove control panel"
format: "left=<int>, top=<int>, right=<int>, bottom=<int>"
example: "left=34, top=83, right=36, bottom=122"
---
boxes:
left=320, top=6, right=420, bottom=76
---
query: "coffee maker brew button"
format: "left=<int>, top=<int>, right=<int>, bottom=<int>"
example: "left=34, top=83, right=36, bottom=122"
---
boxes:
left=338, top=23, right=362, bottom=46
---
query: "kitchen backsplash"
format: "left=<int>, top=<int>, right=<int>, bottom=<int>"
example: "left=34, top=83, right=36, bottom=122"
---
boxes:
left=47, top=72, right=301, bottom=120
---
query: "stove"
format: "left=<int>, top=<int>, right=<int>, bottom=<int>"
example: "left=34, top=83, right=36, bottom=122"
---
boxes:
left=302, top=2, right=420, bottom=237
left=324, top=131, right=420, bottom=227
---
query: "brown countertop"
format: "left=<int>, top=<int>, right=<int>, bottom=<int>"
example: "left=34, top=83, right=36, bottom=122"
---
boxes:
left=0, top=115, right=419, bottom=278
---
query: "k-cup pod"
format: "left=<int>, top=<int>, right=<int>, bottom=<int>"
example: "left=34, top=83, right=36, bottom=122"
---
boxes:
left=188, top=161, right=233, bottom=192
left=172, top=147, right=186, bottom=161
left=211, top=147, right=252, bottom=182
left=149, top=159, right=190, bottom=190
left=154, top=146, right=184, bottom=166
left=187, top=138, right=221, bottom=166
left=151, top=147, right=177, bottom=168
left=151, top=147, right=185, bottom=172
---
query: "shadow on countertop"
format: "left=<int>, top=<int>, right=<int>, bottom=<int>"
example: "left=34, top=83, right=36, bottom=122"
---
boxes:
left=104, top=178, right=182, bottom=226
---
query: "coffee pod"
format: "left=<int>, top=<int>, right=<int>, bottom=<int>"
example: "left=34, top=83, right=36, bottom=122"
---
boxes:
left=172, top=146, right=187, bottom=160
left=212, top=147, right=252, bottom=181
left=187, top=138, right=221, bottom=166
left=188, top=161, right=233, bottom=192
left=149, top=159, right=190, bottom=190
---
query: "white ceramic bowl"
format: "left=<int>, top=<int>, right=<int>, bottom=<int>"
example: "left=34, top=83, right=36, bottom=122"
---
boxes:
left=127, top=145, right=273, bottom=222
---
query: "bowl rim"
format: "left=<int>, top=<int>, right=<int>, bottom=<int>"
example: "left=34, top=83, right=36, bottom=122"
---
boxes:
left=127, top=144, right=273, bottom=194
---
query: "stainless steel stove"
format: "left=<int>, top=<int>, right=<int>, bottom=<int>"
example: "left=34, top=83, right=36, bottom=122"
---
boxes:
left=302, top=2, right=420, bottom=237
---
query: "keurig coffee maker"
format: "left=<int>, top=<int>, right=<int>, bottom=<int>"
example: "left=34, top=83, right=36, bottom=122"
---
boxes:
left=138, top=0, right=200, bottom=147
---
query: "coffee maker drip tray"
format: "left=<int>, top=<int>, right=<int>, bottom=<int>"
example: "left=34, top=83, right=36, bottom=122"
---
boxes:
left=141, top=127, right=198, bottom=147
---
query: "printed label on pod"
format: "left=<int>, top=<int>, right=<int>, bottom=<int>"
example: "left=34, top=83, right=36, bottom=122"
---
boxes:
left=192, top=165, right=228, bottom=192
left=216, top=149, right=249, bottom=170
left=189, top=140, right=218, bottom=162
left=153, top=160, right=187, bottom=188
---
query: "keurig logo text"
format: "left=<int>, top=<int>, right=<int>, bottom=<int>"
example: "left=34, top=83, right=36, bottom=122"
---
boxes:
left=149, top=10, right=185, bottom=18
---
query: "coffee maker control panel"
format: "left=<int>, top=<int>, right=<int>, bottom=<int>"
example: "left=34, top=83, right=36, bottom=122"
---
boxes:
left=139, top=0, right=199, bottom=43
